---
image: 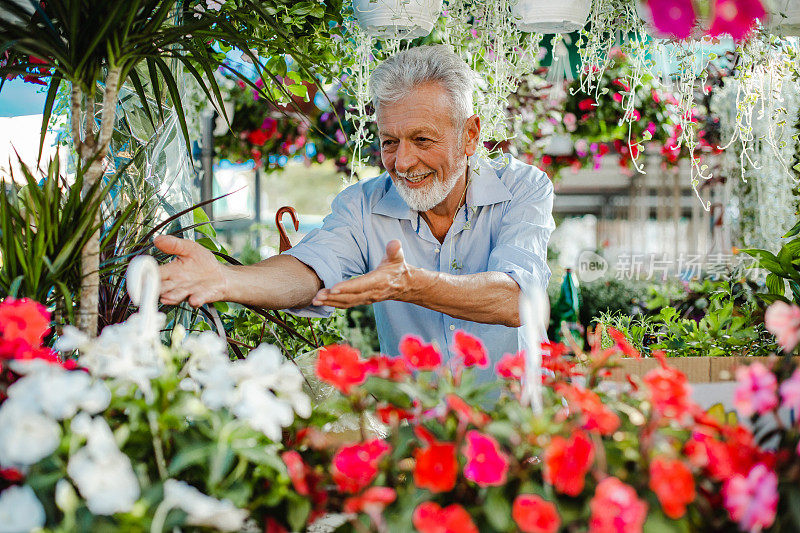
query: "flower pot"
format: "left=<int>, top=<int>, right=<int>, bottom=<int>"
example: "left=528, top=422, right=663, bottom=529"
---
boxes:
left=352, top=0, right=443, bottom=39
left=512, top=0, right=591, bottom=34
left=766, top=0, right=800, bottom=36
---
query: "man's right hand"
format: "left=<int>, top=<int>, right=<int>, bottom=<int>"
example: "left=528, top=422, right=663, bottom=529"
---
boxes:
left=153, top=235, right=228, bottom=307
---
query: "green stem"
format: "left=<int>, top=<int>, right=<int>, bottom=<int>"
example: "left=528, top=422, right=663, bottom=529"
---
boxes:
left=147, top=410, right=168, bottom=481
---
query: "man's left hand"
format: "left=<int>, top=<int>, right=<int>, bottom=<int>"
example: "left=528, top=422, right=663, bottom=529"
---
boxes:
left=312, top=239, right=413, bottom=308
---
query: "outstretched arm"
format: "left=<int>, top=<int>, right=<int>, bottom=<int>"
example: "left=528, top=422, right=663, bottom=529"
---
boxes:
left=312, top=240, right=521, bottom=327
left=155, top=235, right=322, bottom=309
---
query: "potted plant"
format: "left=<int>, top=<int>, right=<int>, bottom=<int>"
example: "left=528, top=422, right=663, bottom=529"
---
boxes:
left=512, top=0, right=591, bottom=33
left=352, top=0, right=443, bottom=38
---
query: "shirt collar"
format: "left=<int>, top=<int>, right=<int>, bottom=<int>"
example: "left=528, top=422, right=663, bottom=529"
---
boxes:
left=371, top=155, right=513, bottom=220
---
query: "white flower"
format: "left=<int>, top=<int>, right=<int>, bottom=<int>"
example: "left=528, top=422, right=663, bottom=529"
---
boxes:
left=206, top=0, right=225, bottom=11
left=7, top=363, right=110, bottom=420
left=184, top=331, right=235, bottom=409
left=230, top=380, right=294, bottom=440
left=67, top=414, right=140, bottom=515
left=0, top=399, right=61, bottom=467
left=0, top=485, right=45, bottom=533
left=162, top=479, right=248, bottom=532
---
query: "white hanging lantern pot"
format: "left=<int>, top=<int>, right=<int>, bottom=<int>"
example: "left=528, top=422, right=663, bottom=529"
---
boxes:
left=512, top=0, right=591, bottom=34
left=352, top=0, right=443, bottom=39
left=766, top=0, right=800, bottom=36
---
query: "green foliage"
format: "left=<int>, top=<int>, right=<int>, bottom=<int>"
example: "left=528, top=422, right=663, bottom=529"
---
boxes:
left=0, top=156, right=131, bottom=320
left=741, top=217, right=800, bottom=305
left=577, top=278, right=649, bottom=328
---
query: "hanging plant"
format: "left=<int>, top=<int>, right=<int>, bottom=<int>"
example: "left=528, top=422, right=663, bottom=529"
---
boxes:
left=352, top=0, right=443, bottom=39
left=511, top=0, right=592, bottom=33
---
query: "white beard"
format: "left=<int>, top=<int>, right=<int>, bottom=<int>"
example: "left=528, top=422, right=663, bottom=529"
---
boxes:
left=393, top=167, right=462, bottom=212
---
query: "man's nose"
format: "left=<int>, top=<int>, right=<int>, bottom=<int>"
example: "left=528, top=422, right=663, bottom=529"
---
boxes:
left=394, top=140, right=417, bottom=173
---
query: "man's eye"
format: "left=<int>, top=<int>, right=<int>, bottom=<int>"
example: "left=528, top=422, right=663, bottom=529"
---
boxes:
left=416, top=137, right=431, bottom=143
left=381, top=140, right=395, bottom=147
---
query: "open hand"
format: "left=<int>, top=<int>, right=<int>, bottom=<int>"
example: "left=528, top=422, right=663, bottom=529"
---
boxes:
left=312, top=240, right=412, bottom=308
left=154, top=235, right=228, bottom=307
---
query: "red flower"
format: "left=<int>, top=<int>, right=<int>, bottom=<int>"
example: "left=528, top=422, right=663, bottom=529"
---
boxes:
left=578, top=98, right=596, bottom=111
left=0, top=467, right=24, bottom=482
left=496, top=351, right=525, bottom=379
left=265, top=518, right=288, bottom=533
left=445, top=394, right=490, bottom=427
left=643, top=364, right=693, bottom=420
left=247, top=129, right=270, bottom=146
left=512, top=494, right=561, bottom=533
left=414, top=438, right=457, bottom=493
left=589, top=477, right=648, bottom=533
left=644, top=0, right=697, bottom=39
left=281, top=451, right=310, bottom=496
left=557, top=384, right=620, bottom=435
left=0, top=298, right=50, bottom=347
left=364, top=354, right=410, bottom=381
left=453, top=330, right=488, bottom=368
left=376, top=404, right=415, bottom=424
left=412, top=502, right=479, bottom=533
left=649, top=457, right=695, bottom=519
left=0, top=338, right=60, bottom=364
left=605, top=327, right=640, bottom=358
left=462, top=430, right=509, bottom=486
left=399, top=336, right=441, bottom=370
left=343, top=486, right=396, bottom=514
left=544, top=431, right=594, bottom=496
left=315, top=344, right=366, bottom=394
left=708, top=0, right=765, bottom=41
left=331, top=439, right=391, bottom=494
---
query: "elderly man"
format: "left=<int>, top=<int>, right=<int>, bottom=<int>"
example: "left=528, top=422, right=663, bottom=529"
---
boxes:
left=155, top=44, right=555, bottom=364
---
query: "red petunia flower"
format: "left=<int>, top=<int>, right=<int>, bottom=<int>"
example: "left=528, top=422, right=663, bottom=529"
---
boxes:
left=315, top=344, right=366, bottom=395
left=0, top=467, right=24, bottom=482
left=331, top=439, right=391, bottom=494
left=643, top=364, right=694, bottom=420
left=578, top=98, right=596, bottom=111
left=496, top=351, right=525, bottom=379
left=605, top=327, right=640, bottom=358
left=463, top=430, right=509, bottom=486
left=708, top=0, right=765, bottom=41
left=649, top=457, right=695, bottom=519
left=412, top=502, right=479, bottom=533
left=644, top=0, right=697, bottom=39
left=589, top=477, right=648, bottom=533
left=557, top=384, right=620, bottom=436
left=512, top=494, right=561, bottom=533
left=281, top=451, right=310, bottom=495
left=399, top=335, right=442, bottom=370
left=453, top=330, right=488, bottom=368
left=0, top=298, right=50, bottom=347
left=445, top=394, right=490, bottom=427
left=364, top=354, right=410, bottom=381
left=414, top=437, right=458, bottom=493
left=376, top=404, right=415, bottom=425
left=343, top=486, right=396, bottom=514
left=544, top=431, right=594, bottom=496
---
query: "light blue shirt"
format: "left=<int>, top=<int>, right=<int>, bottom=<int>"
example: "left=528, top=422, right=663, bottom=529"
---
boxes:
left=284, top=154, right=555, bottom=367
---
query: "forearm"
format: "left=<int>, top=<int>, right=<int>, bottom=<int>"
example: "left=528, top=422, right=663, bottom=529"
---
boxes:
left=401, top=267, right=521, bottom=327
left=224, top=254, right=323, bottom=309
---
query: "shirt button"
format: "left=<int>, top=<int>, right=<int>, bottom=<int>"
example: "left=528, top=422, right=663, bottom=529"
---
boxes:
left=449, top=324, right=455, bottom=331
left=434, top=247, right=440, bottom=253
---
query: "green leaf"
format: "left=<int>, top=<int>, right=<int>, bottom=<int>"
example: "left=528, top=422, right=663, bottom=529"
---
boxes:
left=484, top=487, right=512, bottom=531
left=784, top=219, right=800, bottom=238
left=168, top=442, right=213, bottom=476
left=766, top=273, right=785, bottom=295
left=287, top=83, right=307, bottom=98
left=193, top=207, right=216, bottom=238
left=739, top=248, right=785, bottom=275
left=287, top=495, right=311, bottom=532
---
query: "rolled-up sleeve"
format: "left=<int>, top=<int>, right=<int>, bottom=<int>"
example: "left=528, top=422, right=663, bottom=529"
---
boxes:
left=283, top=184, right=369, bottom=317
left=487, top=170, right=555, bottom=293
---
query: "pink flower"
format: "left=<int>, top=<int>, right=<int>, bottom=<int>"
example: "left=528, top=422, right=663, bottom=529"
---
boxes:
left=708, top=0, right=766, bottom=41
left=331, top=439, right=391, bottom=493
left=780, top=369, right=800, bottom=411
left=462, top=430, right=509, bottom=486
left=644, top=0, right=697, bottom=39
left=723, top=463, right=778, bottom=532
left=734, top=363, right=778, bottom=417
left=764, top=301, right=800, bottom=352
left=589, top=477, right=648, bottom=533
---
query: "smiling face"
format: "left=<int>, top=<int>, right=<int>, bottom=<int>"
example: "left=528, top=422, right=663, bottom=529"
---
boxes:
left=376, top=82, right=479, bottom=213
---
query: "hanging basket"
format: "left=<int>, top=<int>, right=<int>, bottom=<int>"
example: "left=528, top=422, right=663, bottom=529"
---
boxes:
left=352, top=0, right=443, bottom=39
left=766, top=0, right=800, bottom=36
left=512, top=0, right=591, bottom=34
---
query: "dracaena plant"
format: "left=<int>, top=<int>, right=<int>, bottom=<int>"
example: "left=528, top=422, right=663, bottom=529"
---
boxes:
left=0, top=0, right=343, bottom=336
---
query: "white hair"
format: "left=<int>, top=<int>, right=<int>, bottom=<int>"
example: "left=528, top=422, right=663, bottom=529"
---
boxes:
left=369, top=44, right=476, bottom=127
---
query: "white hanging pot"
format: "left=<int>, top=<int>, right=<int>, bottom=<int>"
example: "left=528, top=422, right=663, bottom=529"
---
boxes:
left=544, top=134, right=574, bottom=156
left=512, top=0, right=591, bottom=34
left=766, top=0, right=800, bottom=36
left=352, top=0, right=443, bottom=39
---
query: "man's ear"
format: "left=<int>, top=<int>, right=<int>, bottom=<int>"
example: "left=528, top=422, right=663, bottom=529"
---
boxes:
left=462, top=115, right=481, bottom=156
